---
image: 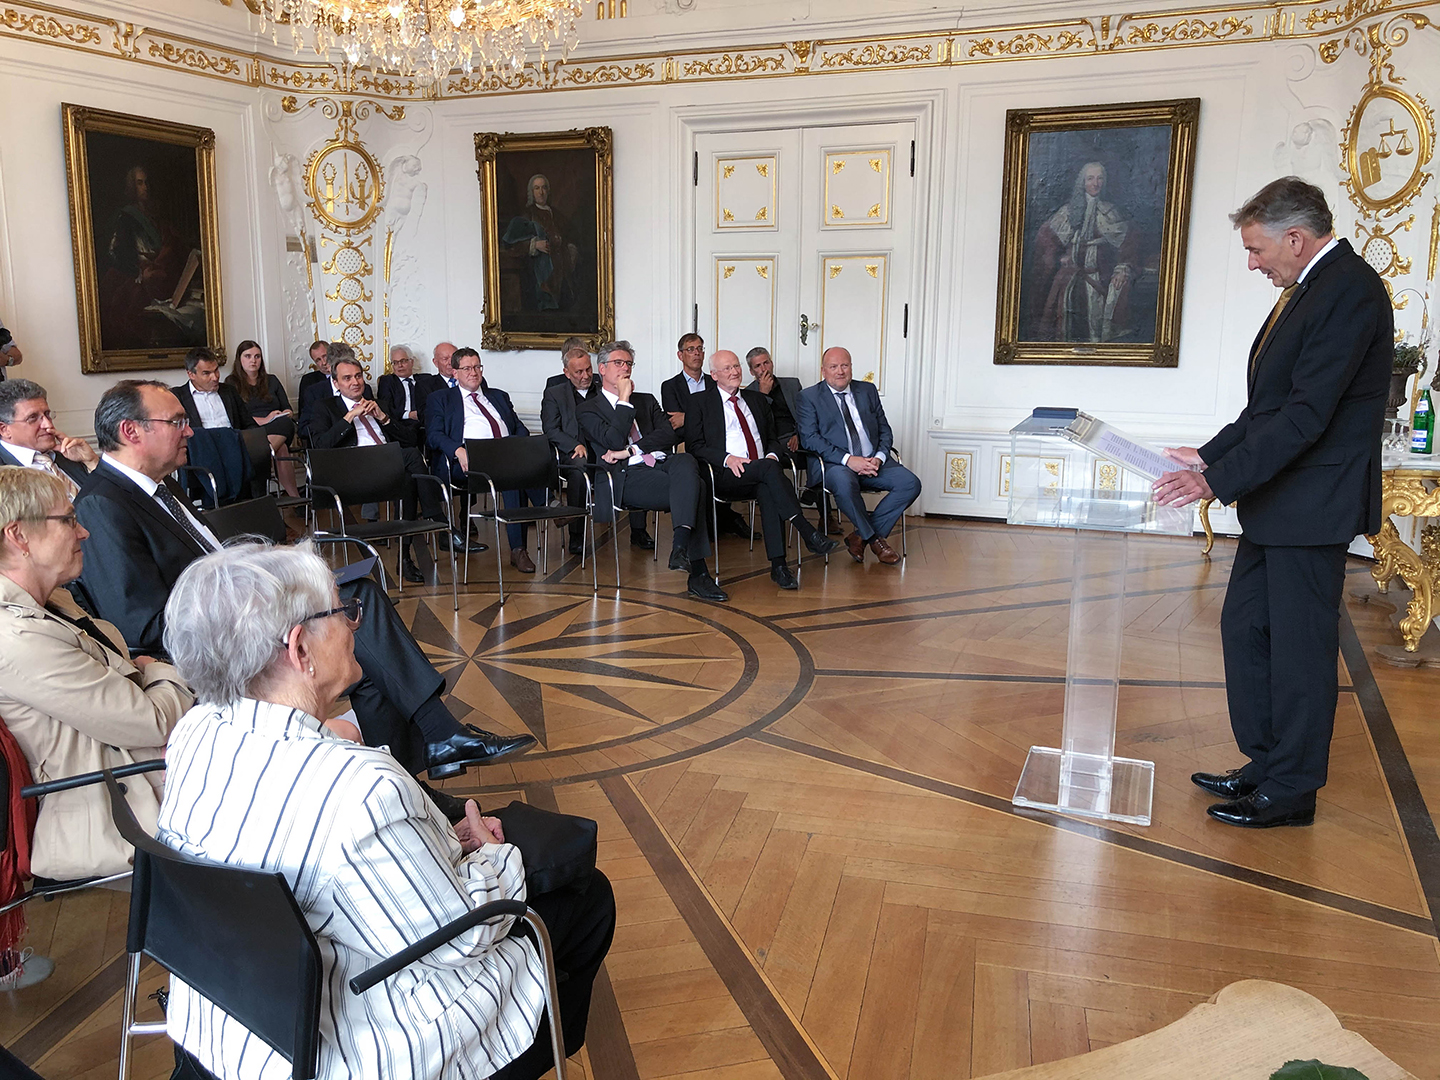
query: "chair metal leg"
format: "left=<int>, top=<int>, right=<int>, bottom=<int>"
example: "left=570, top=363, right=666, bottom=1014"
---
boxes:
left=711, top=499, right=720, bottom=580
left=611, top=519, right=621, bottom=593
left=519, top=909, right=569, bottom=1080
left=748, top=501, right=756, bottom=552
left=651, top=510, right=659, bottom=562
left=494, top=519, right=506, bottom=606
left=589, top=516, right=598, bottom=594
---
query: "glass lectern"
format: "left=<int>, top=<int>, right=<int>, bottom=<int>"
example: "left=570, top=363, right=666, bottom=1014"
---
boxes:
left=1007, top=409, right=1195, bottom=826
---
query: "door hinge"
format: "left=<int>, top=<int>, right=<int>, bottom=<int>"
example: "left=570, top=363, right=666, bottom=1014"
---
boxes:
left=909, top=140, right=915, bottom=177
left=693, top=303, right=699, bottom=333
left=693, top=151, right=699, bottom=186
left=903, top=303, right=909, bottom=338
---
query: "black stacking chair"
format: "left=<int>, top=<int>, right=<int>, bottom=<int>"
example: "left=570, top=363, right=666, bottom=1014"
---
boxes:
left=240, top=427, right=309, bottom=517
left=0, top=757, right=166, bottom=923
left=463, top=435, right=595, bottom=605
left=103, top=770, right=570, bottom=1080
left=203, top=496, right=386, bottom=582
left=173, top=466, right=218, bottom=511
left=584, top=463, right=663, bottom=594
left=307, top=444, right=458, bottom=609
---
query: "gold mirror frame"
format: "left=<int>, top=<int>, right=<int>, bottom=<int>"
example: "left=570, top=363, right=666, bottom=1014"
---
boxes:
left=993, top=98, right=1200, bottom=368
left=474, top=126, right=615, bottom=352
left=63, top=104, right=225, bottom=373
left=1343, top=83, right=1435, bottom=218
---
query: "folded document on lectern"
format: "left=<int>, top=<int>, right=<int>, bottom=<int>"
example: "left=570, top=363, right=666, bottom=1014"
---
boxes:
left=1036, top=408, right=1193, bottom=481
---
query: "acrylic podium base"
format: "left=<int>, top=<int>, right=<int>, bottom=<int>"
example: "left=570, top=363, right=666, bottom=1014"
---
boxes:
left=1012, top=746, right=1155, bottom=826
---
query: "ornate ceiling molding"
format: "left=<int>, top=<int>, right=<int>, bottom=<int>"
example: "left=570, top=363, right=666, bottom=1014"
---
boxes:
left=1, top=0, right=1438, bottom=100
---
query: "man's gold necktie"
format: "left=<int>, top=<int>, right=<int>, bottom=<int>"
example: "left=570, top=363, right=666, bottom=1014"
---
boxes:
left=1249, top=284, right=1297, bottom=380
left=34, top=452, right=80, bottom=502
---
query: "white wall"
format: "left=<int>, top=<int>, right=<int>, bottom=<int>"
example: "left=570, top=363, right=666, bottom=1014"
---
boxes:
left=1, top=3, right=1435, bottom=529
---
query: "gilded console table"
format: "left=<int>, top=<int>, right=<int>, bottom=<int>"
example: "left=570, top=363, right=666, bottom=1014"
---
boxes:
left=1367, top=461, right=1440, bottom=652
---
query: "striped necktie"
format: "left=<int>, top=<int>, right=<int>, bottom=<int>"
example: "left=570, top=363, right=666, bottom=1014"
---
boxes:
left=33, top=452, right=80, bottom=502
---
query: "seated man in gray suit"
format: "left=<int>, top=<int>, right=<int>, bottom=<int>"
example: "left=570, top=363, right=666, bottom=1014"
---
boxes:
left=541, top=342, right=651, bottom=555
left=796, top=346, right=921, bottom=566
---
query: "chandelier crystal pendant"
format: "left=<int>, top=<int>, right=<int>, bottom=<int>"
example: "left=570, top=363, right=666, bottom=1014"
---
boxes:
left=253, top=0, right=584, bottom=86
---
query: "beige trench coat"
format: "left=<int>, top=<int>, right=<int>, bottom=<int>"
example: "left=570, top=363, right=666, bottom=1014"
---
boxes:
left=0, top=577, right=192, bottom=879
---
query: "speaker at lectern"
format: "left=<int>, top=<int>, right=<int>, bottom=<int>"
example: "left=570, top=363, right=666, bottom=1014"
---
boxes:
left=1007, top=408, right=1197, bottom=826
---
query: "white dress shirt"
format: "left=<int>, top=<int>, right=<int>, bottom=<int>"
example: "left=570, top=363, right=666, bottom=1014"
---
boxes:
left=102, top=453, right=221, bottom=550
left=462, top=389, right=511, bottom=440
left=832, top=385, right=880, bottom=462
left=189, top=388, right=231, bottom=429
left=398, top=376, right=416, bottom=416
left=683, top=372, right=707, bottom=394
left=1295, top=236, right=1339, bottom=286
left=339, top=395, right=386, bottom=446
left=158, top=698, right=543, bottom=1080
left=601, top=388, right=666, bottom=463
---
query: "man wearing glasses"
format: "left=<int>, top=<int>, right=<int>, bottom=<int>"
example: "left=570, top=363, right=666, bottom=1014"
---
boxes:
left=74, top=380, right=533, bottom=793
left=579, top=341, right=727, bottom=602
left=0, top=378, right=99, bottom=498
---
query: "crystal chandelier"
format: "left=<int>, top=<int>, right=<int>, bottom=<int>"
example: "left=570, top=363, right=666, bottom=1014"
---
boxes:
left=254, top=0, right=584, bottom=85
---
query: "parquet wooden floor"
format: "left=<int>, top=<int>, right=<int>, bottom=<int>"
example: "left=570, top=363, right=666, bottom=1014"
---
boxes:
left=4, top=519, right=1438, bottom=1079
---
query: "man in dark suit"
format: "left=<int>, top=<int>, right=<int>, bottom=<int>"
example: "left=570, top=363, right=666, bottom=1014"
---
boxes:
left=73, top=379, right=533, bottom=781
left=308, top=348, right=473, bottom=579
left=579, top=341, right=727, bottom=602
left=663, top=333, right=750, bottom=539
left=545, top=336, right=591, bottom=392
left=296, top=339, right=332, bottom=438
left=377, top=345, right=442, bottom=430
left=172, top=346, right=253, bottom=505
left=541, top=342, right=651, bottom=555
left=744, top=347, right=802, bottom=447
left=425, top=347, right=542, bottom=574
left=0, top=378, right=97, bottom=497
left=685, top=351, right=838, bottom=589
left=797, top=347, right=921, bottom=565
left=1155, top=177, right=1392, bottom=829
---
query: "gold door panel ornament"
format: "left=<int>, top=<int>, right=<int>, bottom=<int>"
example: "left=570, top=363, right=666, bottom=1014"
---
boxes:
left=823, top=148, right=891, bottom=226
left=1342, top=83, right=1434, bottom=217
left=820, top=254, right=888, bottom=392
left=715, top=154, right=778, bottom=231
left=714, top=256, right=777, bottom=362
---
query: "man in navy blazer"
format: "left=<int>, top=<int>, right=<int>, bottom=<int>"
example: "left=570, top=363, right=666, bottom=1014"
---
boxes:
left=796, top=347, right=920, bottom=565
left=1156, top=178, right=1392, bottom=829
left=425, top=347, right=544, bottom=574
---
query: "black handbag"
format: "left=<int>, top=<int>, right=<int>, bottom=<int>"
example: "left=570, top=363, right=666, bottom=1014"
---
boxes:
left=492, top=800, right=597, bottom=895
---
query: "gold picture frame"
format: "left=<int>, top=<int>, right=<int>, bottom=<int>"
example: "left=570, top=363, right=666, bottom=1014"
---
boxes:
left=474, top=127, right=615, bottom=351
left=994, top=99, right=1199, bottom=367
left=62, top=104, right=224, bottom=373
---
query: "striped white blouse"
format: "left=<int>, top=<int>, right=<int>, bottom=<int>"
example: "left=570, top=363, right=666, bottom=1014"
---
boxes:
left=156, top=698, right=545, bottom=1079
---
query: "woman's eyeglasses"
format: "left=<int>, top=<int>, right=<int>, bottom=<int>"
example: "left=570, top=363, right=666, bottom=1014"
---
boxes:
left=279, top=598, right=363, bottom=647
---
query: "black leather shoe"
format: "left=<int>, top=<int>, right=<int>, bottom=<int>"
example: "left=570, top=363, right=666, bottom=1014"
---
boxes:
left=437, top=531, right=488, bottom=554
left=1191, top=769, right=1257, bottom=801
left=630, top=530, right=656, bottom=550
left=425, top=727, right=537, bottom=780
left=419, top=781, right=469, bottom=824
left=799, top=487, right=818, bottom=507
left=728, top=519, right=754, bottom=541
left=687, top=574, right=729, bottom=602
left=771, top=563, right=798, bottom=590
left=568, top=536, right=585, bottom=555
left=804, top=532, right=840, bottom=556
left=401, top=558, right=425, bottom=584
left=668, top=548, right=690, bottom=572
left=1206, top=791, right=1315, bottom=828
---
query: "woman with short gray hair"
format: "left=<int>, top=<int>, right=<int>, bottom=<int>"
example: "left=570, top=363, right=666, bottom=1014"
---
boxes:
left=157, top=541, right=614, bottom=1080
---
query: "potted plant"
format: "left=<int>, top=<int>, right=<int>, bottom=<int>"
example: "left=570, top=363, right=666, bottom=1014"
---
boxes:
left=1389, top=338, right=1424, bottom=418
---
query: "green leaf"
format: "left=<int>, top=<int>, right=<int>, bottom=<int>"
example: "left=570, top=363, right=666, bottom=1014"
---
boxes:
left=1269, top=1060, right=1370, bottom=1080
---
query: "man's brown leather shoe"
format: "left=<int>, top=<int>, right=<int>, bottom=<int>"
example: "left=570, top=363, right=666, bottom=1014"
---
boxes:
left=510, top=548, right=536, bottom=574
left=844, top=530, right=866, bottom=563
left=869, top=536, right=900, bottom=565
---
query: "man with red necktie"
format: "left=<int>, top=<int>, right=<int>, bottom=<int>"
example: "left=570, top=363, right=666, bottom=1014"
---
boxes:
left=684, top=351, right=838, bottom=589
left=425, top=347, right=545, bottom=574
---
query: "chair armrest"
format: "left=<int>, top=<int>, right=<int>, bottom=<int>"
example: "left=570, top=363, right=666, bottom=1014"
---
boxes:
left=20, top=758, right=166, bottom=800
left=464, top=470, right=501, bottom=506
left=307, top=483, right=347, bottom=527
left=175, top=466, right=218, bottom=510
left=350, top=898, right=528, bottom=994
left=410, top=472, right=454, bottom=529
left=556, top=462, right=592, bottom=505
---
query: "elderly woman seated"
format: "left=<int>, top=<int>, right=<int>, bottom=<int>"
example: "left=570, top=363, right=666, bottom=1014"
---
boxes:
left=157, top=542, right=615, bottom=1080
left=0, top=466, right=192, bottom=881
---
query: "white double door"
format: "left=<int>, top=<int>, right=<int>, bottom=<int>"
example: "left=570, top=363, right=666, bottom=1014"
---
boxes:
left=694, top=120, right=916, bottom=421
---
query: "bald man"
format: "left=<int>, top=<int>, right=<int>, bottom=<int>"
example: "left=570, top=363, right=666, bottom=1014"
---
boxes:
left=795, top=347, right=920, bottom=565
left=433, top=341, right=459, bottom=389
left=684, top=351, right=838, bottom=588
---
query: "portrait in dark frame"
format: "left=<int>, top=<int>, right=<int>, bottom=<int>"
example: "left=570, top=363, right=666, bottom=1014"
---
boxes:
left=475, top=127, right=615, bottom=351
left=994, top=100, right=1199, bottom=367
left=62, top=104, right=224, bottom=373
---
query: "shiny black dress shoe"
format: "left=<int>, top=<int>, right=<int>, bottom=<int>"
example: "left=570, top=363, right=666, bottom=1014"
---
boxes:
left=436, top=531, right=488, bottom=554
left=568, top=537, right=586, bottom=555
left=425, top=726, right=537, bottom=780
left=401, top=558, right=425, bottom=584
left=771, top=563, right=798, bottom=590
left=1206, top=791, right=1315, bottom=828
left=805, top=533, right=840, bottom=556
left=687, top=574, right=729, bottom=602
left=668, top=548, right=690, bottom=572
left=1191, top=769, right=1256, bottom=801
left=630, top=529, right=656, bottom=550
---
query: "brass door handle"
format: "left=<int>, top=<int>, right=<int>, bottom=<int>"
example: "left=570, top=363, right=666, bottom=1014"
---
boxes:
left=800, top=313, right=820, bottom=346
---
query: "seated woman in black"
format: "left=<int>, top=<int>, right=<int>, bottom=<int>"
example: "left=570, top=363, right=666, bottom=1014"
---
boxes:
left=225, top=339, right=299, bottom=497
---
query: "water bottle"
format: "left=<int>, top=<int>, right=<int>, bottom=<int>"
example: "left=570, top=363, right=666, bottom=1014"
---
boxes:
left=1412, top=388, right=1434, bottom=454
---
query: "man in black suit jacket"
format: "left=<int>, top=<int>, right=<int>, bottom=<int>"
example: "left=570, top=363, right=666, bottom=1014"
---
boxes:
left=1156, top=178, right=1392, bottom=829
left=0, top=378, right=97, bottom=496
left=685, top=351, right=838, bottom=589
left=579, top=341, right=727, bottom=602
left=660, top=332, right=714, bottom=428
left=73, top=379, right=532, bottom=784
left=172, top=346, right=254, bottom=505
left=376, top=345, right=442, bottom=431
left=296, top=339, right=332, bottom=439
left=541, top=343, right=650, bottom=555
